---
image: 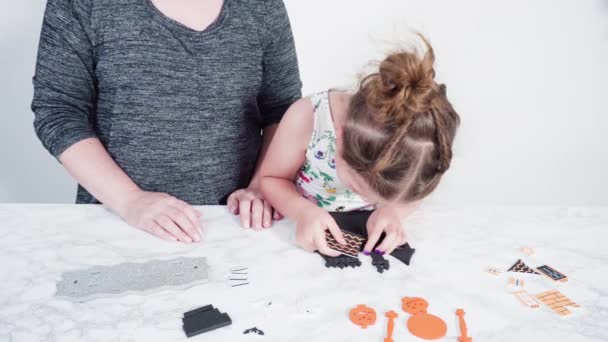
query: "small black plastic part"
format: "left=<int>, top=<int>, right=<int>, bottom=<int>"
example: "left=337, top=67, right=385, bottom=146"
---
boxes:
left=370, top=252, right=390, bottom=273
left=244, top=327, right=265, bottom=335
left=183, top=304, right=214, bottom=317
left=316, top=252, right=362, bottom=268
left=182, top=305, right=232, bottom=338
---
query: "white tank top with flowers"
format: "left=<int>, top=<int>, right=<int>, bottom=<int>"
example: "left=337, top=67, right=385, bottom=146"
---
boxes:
left=295, top=90, right=375, bottom=212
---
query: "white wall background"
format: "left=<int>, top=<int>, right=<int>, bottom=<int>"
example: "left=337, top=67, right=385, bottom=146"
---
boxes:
left=1, top=0, right=607, bottom=205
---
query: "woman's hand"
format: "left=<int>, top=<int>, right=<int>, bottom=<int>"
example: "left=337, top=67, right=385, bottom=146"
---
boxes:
left=295, top=206, right=346, bottom=256
left=227, top=187, right=283, bottom=230
left=364, top=206, right=407, bottom=255
left=117, top=190, right=203, bottom=243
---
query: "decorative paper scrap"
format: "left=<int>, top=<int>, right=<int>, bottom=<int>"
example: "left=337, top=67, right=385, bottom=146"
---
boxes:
left=536, top=290, right=580, bottom=316
left=513, top=290, right=541, bottom=309
left=507, top=259, right=540, bottom=275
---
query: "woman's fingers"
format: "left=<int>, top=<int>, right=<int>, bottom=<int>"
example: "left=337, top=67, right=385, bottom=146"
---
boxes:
left=174, top=199, right=201, bottom=228
left=251, top=199, right=264, bottom=230
left=262, top=200, right=272, bottom=228
left=238, top=198, right=252, bottom=229
left=155, top=215, right=192, bottom=243
left=147, top=222, right=176, bottom=241
left=226, top=191, right=240, bottom=215
left=167, top=207, right=200, bottom=242
left=172, top=200, right=202, bottom=239
left=226, top=189, right=278, bottom=229
left=273, top=210, right=283, bottom=221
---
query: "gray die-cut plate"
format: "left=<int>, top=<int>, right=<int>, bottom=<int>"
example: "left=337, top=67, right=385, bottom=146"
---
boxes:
left=56, top=257, right=209, bottom=302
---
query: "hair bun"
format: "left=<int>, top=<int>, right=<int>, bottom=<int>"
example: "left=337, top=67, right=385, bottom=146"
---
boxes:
left=365, top=34, right=438, bottom=123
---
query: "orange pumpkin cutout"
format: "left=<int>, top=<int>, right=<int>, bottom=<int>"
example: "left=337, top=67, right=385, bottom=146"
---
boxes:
left=349, top=304, right=377, bottom=329
left=401, top=297, right=447, bottom=340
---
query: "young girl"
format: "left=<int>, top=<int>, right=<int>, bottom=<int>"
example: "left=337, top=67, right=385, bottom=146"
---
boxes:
left=260, top=35, right=460, bottom=256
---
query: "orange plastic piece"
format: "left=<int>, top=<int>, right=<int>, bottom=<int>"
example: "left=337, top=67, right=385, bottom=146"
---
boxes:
left=536, top=290, right=580, bottom=316
left=384, top=310, right=398, bottom=342
left=401, top=297, right=447, bottom=340
left=349, top=304, right=377, bottom=328
left=456, top=309, right=472, bottom=342
left=520, top=247, right=535, bottom=256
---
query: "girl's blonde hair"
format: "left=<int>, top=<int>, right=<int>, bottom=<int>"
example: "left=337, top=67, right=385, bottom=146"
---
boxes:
left=343, top=34, right=460, bottom=202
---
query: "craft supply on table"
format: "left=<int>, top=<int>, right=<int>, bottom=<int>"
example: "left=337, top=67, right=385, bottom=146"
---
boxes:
left=508, top=277, right=525, bottom=288
left=55, top=257, right=208, bottom=302
left=492, top=252, right=577, bottom=313
left=324, top=230, right=366, bottom=257
left=349, top=304, right=377, bottom=329
left=536, top=290, right=580, bottom=316
left=243, top=327, right=265, bottom=335
left=455, top=308, right=472, bottom=342
left=371, top=252, right=390, bottom=273
left=317, top=252, right=362, bottom=269
left=486, top=267, right=502, bottom=276
left=182, top=304, right=232, bottom=338
left=507, top=259, right=540, bottom=275
left=520, top=247, right=535, bottom=256
left=390, top=243, right=416, bottom=265
left=384, top=310, right=398, bottom=342
left=401, top=297, right=447, bottom=340
left=536, top=265, right=568, bottom=282
left=327, top=211, right=416, bottom=266
left=513, top=290, right=541, bottom=309
left=229, top=266, right=249, bottom=287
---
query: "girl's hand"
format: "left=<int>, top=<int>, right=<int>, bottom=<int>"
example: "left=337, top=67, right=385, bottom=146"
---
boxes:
left=295, top=206, right=346, bottom=256
left=364, top=206, right=407, bottom=255
left=117, top=190, right=203, bottom=243
left=227, top=187, right=283, bottom=230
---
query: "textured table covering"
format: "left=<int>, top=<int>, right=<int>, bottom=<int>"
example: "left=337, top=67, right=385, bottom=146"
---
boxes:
left=0, top=204, right=606, bottom=341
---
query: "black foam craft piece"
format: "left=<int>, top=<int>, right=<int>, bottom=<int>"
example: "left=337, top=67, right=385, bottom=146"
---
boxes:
left=182, top=304, right=232, bottom=338
left=316, top=252, right=362, bottom=269
left=391, top=243, right=416, bottom=266
left=244, top=327, right=265, bottom=335
left=370, top=252, right=390, bottom=273
left=329, top=211, right=416, bottom=266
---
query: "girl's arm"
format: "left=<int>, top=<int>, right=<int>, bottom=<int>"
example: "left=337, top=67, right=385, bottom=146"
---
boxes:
left=259, top=99, right=318, bottom=219
left=260, top=99, right=346, bottom=255
left=248, top=124, right=279, bottom=189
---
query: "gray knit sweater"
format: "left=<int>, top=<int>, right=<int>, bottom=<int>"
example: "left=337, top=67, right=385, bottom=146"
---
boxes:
left=32, top=0, right=302, bottom=204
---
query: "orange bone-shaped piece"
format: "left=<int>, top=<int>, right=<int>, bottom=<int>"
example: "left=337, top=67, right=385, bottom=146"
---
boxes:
left=456, top=309, right=472, bottom=342
left=384, top=310, right=398, bottom=342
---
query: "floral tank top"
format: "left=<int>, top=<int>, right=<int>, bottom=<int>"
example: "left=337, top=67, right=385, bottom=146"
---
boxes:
left=295, top=90, right=375, bottom=212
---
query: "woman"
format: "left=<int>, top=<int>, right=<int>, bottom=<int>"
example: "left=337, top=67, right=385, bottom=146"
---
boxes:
left=31, top=0, right=302, bottom=242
